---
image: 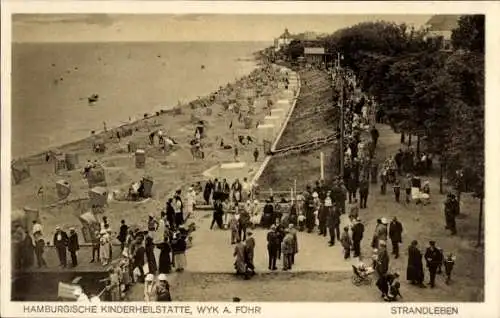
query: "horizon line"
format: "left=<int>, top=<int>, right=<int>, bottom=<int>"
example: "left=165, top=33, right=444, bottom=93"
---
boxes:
left=12, top=39, right=275, bottom=44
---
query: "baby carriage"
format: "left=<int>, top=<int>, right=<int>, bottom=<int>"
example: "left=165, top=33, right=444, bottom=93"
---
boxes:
left=351, top=264, right=374, bottom=286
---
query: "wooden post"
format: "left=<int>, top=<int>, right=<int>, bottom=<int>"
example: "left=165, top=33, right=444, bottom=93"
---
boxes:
left=320, top=152, right=325, bottom=181
left=294, top=179, right=297, bottom=201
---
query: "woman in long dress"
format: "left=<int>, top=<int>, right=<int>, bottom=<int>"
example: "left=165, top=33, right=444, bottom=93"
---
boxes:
left=99, top=229, right=110, bottom=266
left=406, top=240, right=425, bottom=287
left=172, top=232, right=187, bottom=272
left=233, top=238, right=246, bottom=276
left=157, top=240, right=172, bottom=274
left=145, top=234, right=157, bottom=274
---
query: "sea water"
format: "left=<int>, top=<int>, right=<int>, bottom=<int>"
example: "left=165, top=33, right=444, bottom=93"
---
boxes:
left=11, top=41, right=270, bottom=158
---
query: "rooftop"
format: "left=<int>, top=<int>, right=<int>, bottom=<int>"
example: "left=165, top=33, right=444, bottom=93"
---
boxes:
left=304, top=47, right=325, bottom=55
left=426, top=15, right=460, bottom=31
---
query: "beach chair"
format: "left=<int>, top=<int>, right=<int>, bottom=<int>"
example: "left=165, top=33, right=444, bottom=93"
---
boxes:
left=351, top=265, right=372, bottom=286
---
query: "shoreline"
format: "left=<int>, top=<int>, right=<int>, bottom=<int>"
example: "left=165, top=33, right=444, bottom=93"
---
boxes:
left=12, top=56, right=266, bottom=164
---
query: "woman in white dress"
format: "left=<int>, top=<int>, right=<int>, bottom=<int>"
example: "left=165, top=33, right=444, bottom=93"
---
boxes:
left=99, top=229, right=110, bottom=266
left=185, top=187, right=196, bottom=220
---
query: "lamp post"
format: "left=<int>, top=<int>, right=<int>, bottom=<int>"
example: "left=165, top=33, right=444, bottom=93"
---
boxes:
left=339, top=71, right=345, bottom=178
left=336, top=52, right=345, bottom=179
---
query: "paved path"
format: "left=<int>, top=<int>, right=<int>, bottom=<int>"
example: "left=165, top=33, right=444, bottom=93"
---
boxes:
left=185, top=210, right=353, bottom=273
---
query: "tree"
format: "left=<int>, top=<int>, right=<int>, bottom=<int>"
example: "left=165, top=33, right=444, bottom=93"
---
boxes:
left=283, top=40, right=304, bottom=61
left=451, top=15, right=485, bottom=53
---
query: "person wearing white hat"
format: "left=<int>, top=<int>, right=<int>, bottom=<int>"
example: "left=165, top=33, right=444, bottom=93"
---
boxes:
left=375, top=218, right=388, bottom=249
left=144, top=273, right=157, bottom=302
left=155, top=273, right=172, bottom=301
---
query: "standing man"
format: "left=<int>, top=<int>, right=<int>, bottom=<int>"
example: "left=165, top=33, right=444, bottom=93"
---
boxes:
left=266, top=225, right=280, bottom=270
left=424, top=241, right=443, bottom=288
left=444, top=193, right=459, bottom=235
left=304, top=189, right=315, bottom=233
left=318, top=200, right=328, bottom=236
left=327, top=203, right=341, bottom=246
left=118, top=220, right=128, bottom=251
left=403, top=174, right=412, bottom=204
left=53, top=226, right=68, bottom=268
left=389, top=217, right=403, bottom=259
left=359, top=177, right=369, bottom=209
left=68, top=228, right=80, bottom=268
left=253, top=148, right=259, bottom=162
left=347, top=173, right=358, bottom=204
left=351, top=217, right=364, bottom=258
left=370, top=126, right=379, bottom=150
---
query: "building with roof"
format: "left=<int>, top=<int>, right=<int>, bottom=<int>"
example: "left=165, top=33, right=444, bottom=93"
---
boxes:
left=274, top=28, right=293, bottom=52
left=303, top=47, right=327, bottom=65
left=425, top=15, right=460, bottom=51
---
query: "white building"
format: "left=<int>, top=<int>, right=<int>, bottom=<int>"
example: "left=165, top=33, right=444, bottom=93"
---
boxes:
left=425, top=15, right=460, bottom=51
left=274, top=28, right=292, bottom=52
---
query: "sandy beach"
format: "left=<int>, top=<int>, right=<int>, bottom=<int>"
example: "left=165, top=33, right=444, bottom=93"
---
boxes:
left=11, top=59, right=289, bottom=244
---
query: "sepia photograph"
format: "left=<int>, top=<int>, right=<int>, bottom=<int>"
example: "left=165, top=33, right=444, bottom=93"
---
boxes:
left=1, top=2, right=496, bottom=315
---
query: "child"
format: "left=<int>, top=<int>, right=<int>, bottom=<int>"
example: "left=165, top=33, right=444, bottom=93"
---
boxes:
left=444, top=253, right=456, bottom=284
left=386, top=281, right=403, bottom=301
left=297, top=212, right=306, bottom=232
left=393, top=180, right=401, bottom=203
left=119, top=258, right=131, bottom=294
left=340, top=226, right=352, bottom=259
left=229, top=213, right=240, bottom=244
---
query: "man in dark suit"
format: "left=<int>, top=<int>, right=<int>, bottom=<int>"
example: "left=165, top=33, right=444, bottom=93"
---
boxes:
left=68, top=228, right=80, bottom=267
left=351, top=217, right=365, bottom=257
left=266, top=226, right=280, bottom=271
left=389, top=217, right=403, bottom=259
left=425, top=241, right=443, bottom=288
left=327, top=203, right=341, bottom=246
left=53, top=226, right=69, bottom=268
left=359, top=177, right=369, bottom=209
left=118, top=220, right=129, bottom=251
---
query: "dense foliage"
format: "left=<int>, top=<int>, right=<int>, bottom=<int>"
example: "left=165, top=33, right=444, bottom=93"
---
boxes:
left=320, top=16, right=484, bottom=196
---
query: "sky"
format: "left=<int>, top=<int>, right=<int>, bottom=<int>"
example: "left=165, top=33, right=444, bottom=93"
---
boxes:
left=12, top=14, right=432, bottom=43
